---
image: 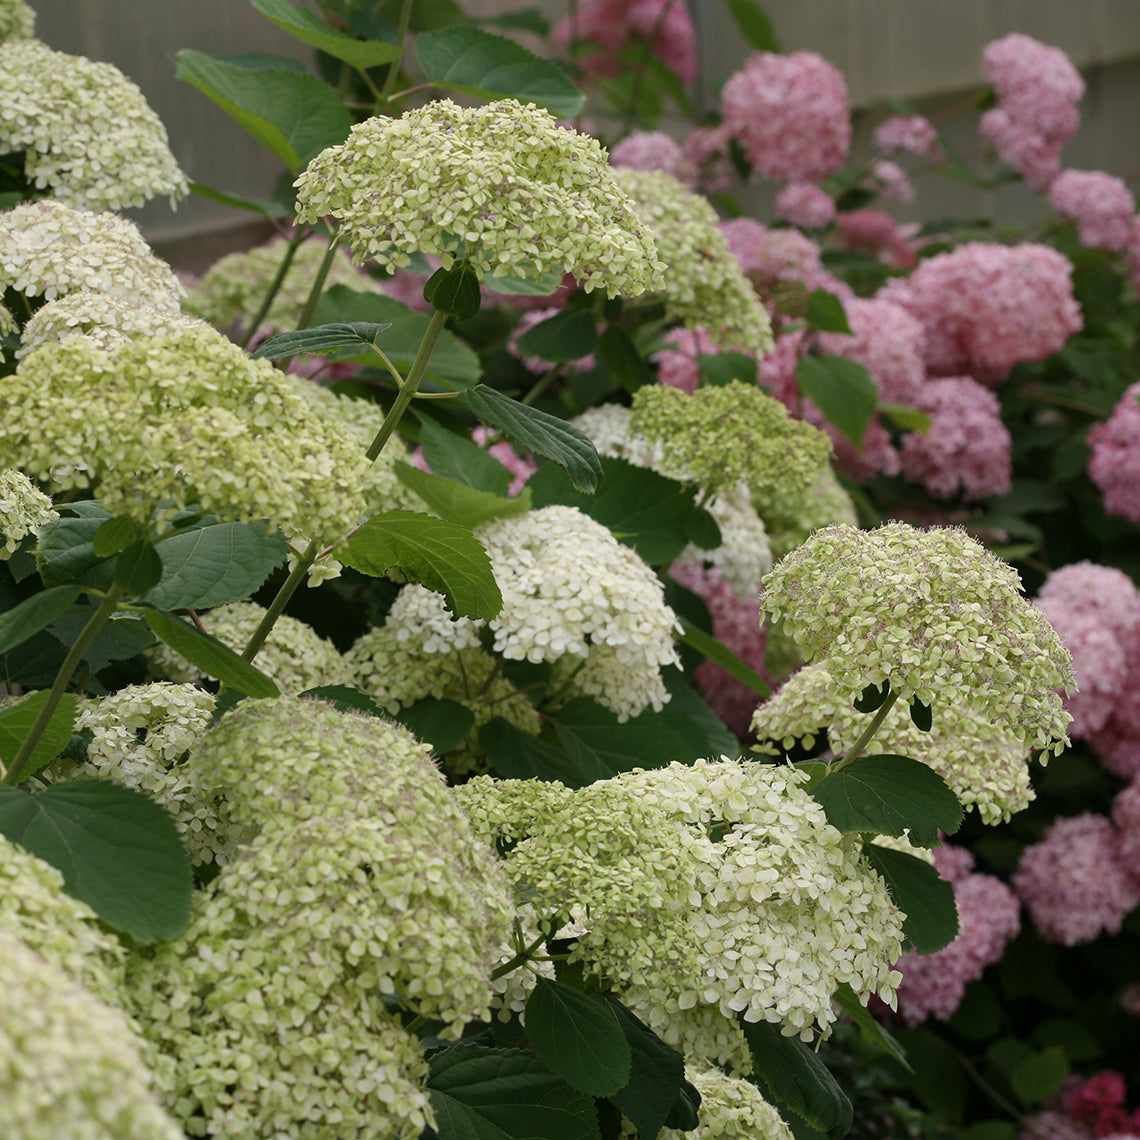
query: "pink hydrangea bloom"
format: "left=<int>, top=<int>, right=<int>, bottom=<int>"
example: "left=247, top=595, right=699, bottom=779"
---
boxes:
left=873, top=114, right=940, bottom=158
left=552, top=0, right=698, bottom=85
left=870, top=159, right=914, bottom=204
left=757, top=329, right=804, bottom=406
left=1050, top=170, right=1135, bottom=251
left=669, top=561, right=769, bottom=737
left=721, top=51, right=851, bottom=183
left=680, top=123, right=735, bottom=193
left=1127, top=217, right=1140, bottom=299
left=1036, top=609, right=1127, bottom=737
left=774, top=182, right=836, bottom=230
left=979, top=33, right=1084, bottom=191
left=651, top=326, right=719, bottom=394
left=1020, top=1110, right=1095, bottom=1140
left=834, top=209, right=920, bottom=268
left=1088, top=383, right=1140, bottom=523
left=894, top=845, right=1020, bottom=1025
left=1087, top=646, right=1140, bottom=781
left=898, top=376, right=1012, bottom=501
left=719, top=218, right=852, bottom=301
left=879, top=242, right=1082, bottom=384
left=1063, top=1071, right=1140, bottom=1139
left=817, top=297, right=926, bottom=404
left=1013, top=813, right=1140, bottom=945
left=609, top=130, right=696, bottom=188
left=508, top=306, right=597, bottom=374
left=1037, top=561, right=1140, bottom=641
left=1112, top=782, right=1140, bottom=881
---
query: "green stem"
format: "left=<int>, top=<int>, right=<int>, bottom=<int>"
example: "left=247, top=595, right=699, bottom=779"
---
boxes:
left=834, top=688, right=899, bottom=770
left=296, top=230, right=342, bottom=333
left=378, top=0, right=413, bottom=104
left=240, top=228, right=306, bottom=350
left=491, top=925, right=556, bottom=981
left=2, top=584, right=122, bottom=786
left=241, top=540, right=318, bottom=663
left=520, top=364, right=564, bottom=407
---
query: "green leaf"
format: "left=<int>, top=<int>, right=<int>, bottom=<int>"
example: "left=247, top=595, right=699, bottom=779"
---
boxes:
left=457, top=386, right=603, bottom=493
left=739, top=1017, right=853, bottom=1139
left=722, top=0, right=781, bottom=51
left=417, top=415, right=512, bottom=495
left=37, top=509, right=115, bottom=588
left=143, top=610, right=281, bottom=698
left=424, top=261, right=482, bottom=322
left=174, top=49, right=352, bottom=171
left=676, top=617, right=770, bottom=697
left=853, top=680, right=890, bottom=713
left=478, top=718, right=596, bottom=786
left=483, top=267, right=567, bottom=297
left=910, top=697, right=933, bottom=732
left=810, top=754, right=963, bottom=848
left=864, top=843, right=959, bottom=954
left=415, top=25, right=585, bottom=119
left=427, top=1045, right=598, bottom=1140
left=92, top=515, right=138, bottom=557
left=312, top=288, right=481, bottom=390
left=805, top=289, right=851, bottom=333
left=250, top=322, right=393, bottom=360
left=251, top=0, right=402, bottom=70
left=394, top=462, right=532, bottom=528
left=526, top=978, right=631, bottom=1096
left=0, top=780, right=192, bottom=941
left=0, top=585, right=83, bottom=654
left=696, top=351, right=758, bottom=387
left=795, top=355, right=878, bottom=448
left=526, top=456, right=712, bottom=564
left=113, top=540, right=163, bottom=596
left=515, top=308, right=598, bottom=363
left=188, top=180, right=294, bottom=219
left=879, top=402, right=932, bottom=433
left=0, top=691, right=80, bottom=781
left=598, top=324, right=654, bottom=394
left=46, top=610, right=154, bottom=674
left=832, top=983, right=911, bottom=1071
left=391, top=696, right=475, bottom=754
left=297, top=684, right=386, bottom=717
left=145, top=520, right=288, bottom=611
left=1009, top=1047, right=1068, bottom=1106
left=337, top=510, right=502, bottom=620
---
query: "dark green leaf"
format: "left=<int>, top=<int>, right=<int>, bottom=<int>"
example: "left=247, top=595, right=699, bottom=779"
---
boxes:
left=1009, top=1047, right=1068, bottom=1106
left=391, top=696, right=475, bottom=754
left=188, top=181, right=294, bottom=219
left=37, top=509, right=115, bottom=588
left=483, top=267, right=567, bottom=297
left=832, top=983, right=911, bottom=1071
left=0, top=780, right=192, bottom=941
left=910, top=697, right=933, bottom=732
left=394, top=462, right=532, bottom=529
left=46, top=610, right=154, bottom=674
left=251, top=0, right=402, bottom=69
left=479, top=7, right=550, bottom=35
left=417, top=415, right=512, bottom=495
left=598, top=324, right=654, bottom=393
left=515, top=308, right=598, bottom=363
left=805, top=290, right=851, bottom=333
left=174, top=49, right=352, bottom=170
left=722, top=0, right=781, bottom=51
left=864, top=842, right=959, bottom=954
left=427, top=1045, right=598, bottom=1140
left=696, top=351, right=758, bottom=387
left=337, top=510, right=502, bottom=620
left=113, top=540, right=163, bottom=596
left=424, top=261, right=482, bottom=322
left=811, top=754, right=962, bottom=848
left=676, top=617, right=770, bottom=697
left=250, top=322, right=393, bottom=360
left=795, top=355, right=878, bottom=448
left=526, top=978, right=631, bottom=1096
left=458, top=386, right=603, bottom=493
left=740, top=1017, right=853, bottom=1138
left=297, top=684, right=386, bottom=717
left=0, top=585, right=83, bottom=654
left=0, top=691, right=80, bottom=782
left=879, top=402, right=932, bottom=433
left=853, top=680, right=890, bottom=713
left=143, top=610, right=280, bottom=698
left=478, top=718, right=597, bottom=786
left=415, top=25, right=585, bottom=119
left=92, top=515, right=138, bottom=557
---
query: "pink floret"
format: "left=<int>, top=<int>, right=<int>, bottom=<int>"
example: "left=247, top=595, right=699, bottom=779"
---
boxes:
left=720, top=218, right=852, bottom=302
left=873, top=114, right=941, bottom=158
left=774, top=182, right=836, bottom=230
left=651, top=326, right=720, bottom=394
left=817, top=297, right=926, bottom=404
left=1050, top=170, right=1135, bottom=251
left=834, top=209, right=920, bottom=268
left=1088, top=383, right=1140, bottom=524
left=610, top=130, right=696, bottom=188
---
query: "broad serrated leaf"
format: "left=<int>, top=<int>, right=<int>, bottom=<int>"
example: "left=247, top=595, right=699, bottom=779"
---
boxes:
left=0, top=780, right=192, bottom=941
left=113, top=539, right=163, bottom=596
left=740, top=1017, right=853, bottom=1139
left=864, top=842, right=959, bottom=954
left=811, top=754, right=962, bottom=848
left=526, top=456, right=710, bottom=564
left=417, top=416, right=512, bottom=496
left=722, top=0, right=781, bottom=51
left=394, top=462, right=532, bottom=529
left=427, top=1045, right=597, bottom=1140
left=416, top=25, right=584, bottom=119
left=0, top=691, right=80, bottom=782
left=0, top=585, right=83, bottom=654
left=188, top=180, right=294, bottom=218
left=175, top=49, right=352, bottom=170
left=598, top=324, right=654, bottom=393
left=458, top=386, right=602, bottom=493
left=832, top=983, right=911, bottom=1071
left=879, top=402, right=932, bottom=433
left=46, top=610, right=154, bottom=674
left=92, top=515, right=138, bottom=557
left=676, top=616, right=770, bottom=697
left=297, top=684, right=386, bottom=717
left=424, top=261, right=482, bottom=322
left=515, top=308, right=598, bottom=362
left=250, top=322, right=393, bottom=360
left=795, top=354, right=878, bottom=448
left=526, top=978, right=631, bottom=1096
left=1009, top=1047, right=1068, bottom=1106
left=392, top=696, right=475, bottom=754
left=145, top=520, right=287, bottom=611
left=696, top=351, right=758, bottom=387
left=143, top=610, right=280, bottom=698
left=478, top=718, right=597, bottom=786
left=483, top=267, right=567, bottom=297
left=252, top=0, right=401, bottom=70
left=338, top=510, right=501, bottom=620
left=37, top=510, right=115, bottom=588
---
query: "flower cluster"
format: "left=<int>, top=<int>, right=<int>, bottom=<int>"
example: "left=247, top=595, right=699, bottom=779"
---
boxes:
left=0, top=467, right=56, bottom=559
left=610, top=129, right=696, bottom=188
left=0, top=38, right=187, bottom=210
left=0, top=199, right=183, bottom=308
left=979, top=33, right=1084, bottom=190
left=651, top=325, right=719, bottom=394
left=0, top=0, right=33, bottom=42
left=613, top=168, right=774, bottom=354
left=659, top=1066, right=792, bottom=1140
left=873, top=114, right=940, bottom=158
left=1088, top=383, right=1140, bottom=525
left=774, top=182, right=836, bottom=229
left=760, top=524, right=1075, bottom=757
left=1049, top=169, right=1135, bottom=251
left=295, top=99, right=666, bottom=296
left=721, top=51, right=851, bottom=183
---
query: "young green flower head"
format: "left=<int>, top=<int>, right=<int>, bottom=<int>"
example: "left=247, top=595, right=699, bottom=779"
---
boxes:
left=0, top=39, right=187, bottom=210
left=294, top=98, right=666, bottom=296
left=760, top=523, right=1075, bottom=756
left=612, top=167, right=774, bottom=355
left=660, top=1067, right=792, bottom=1140
left=0, top=0, right=32, bottom=44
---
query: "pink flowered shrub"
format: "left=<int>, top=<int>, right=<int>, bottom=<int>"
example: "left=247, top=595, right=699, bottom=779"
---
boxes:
left=1088, top=384, right=1140, bottom=524
left=1050, top=170, right=1135, bottom=251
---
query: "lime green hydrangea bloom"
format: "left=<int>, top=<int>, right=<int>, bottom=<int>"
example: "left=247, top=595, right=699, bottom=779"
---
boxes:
left=660, top=1067, right=792, bottom=1140
left=0, top=39, right=187, bottom=210
left=295, top=99, right=665, bottom=296
left=765, top=466, right=858, bottom=561
left=0, top=0, right=34, bottom=42
left=0, top=467, right=56, bottom=559
left=613, top=168, right=774, bottom=356
left=760, top=523, right=1075, bottom=757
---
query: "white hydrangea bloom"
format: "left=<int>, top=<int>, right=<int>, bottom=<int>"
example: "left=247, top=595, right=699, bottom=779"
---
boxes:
left=0, top=0, right=34, bottom=43
left=385, top=582, right=484, bottom=654
left=0, top=299, right=15, bottom=361
left=0, top=467, right=56, bottom=559
left=0, top=38, right=187, bottom=210
left=661, top=1066, right=793, bottom=1140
